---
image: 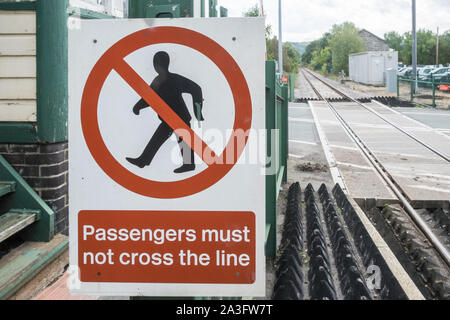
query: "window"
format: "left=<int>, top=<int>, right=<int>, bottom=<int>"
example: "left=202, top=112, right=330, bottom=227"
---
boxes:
left=70, top=0, right=128, bottom=18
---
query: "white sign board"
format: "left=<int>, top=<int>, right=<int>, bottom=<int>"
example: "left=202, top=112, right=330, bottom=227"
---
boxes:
left=69, top=17, right=266, bottom=297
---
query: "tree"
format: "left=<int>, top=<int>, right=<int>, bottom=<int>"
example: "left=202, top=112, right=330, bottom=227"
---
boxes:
left=301, top=32, right=331, bottom=65
left=384, top=29, right=443, bottom=65
left=439, top=31, right=450, bottom=65
left=266, top=36, right=278, bottom=61
left=310, top=47, right=331, bottom=73
left=243, top=4, right=260, bottom=17
left=384, top=31, right=403, bottom=53
left=266, top=37, right=301, bottom=74
left=417, top=29, right=437, bottom=65
left=301, top=40, right=321, bottom=65
left=283, top=42, right=301, bottom=73
left=328, top=22, right=365, bottom=74
left=399, top=32, right=412, bottom=64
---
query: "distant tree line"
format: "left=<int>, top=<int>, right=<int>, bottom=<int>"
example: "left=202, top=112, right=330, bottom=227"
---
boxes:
left=384, top=29, right=450, bottom=66
left=303, top=22, right=450, bottom=75
left=302, top=22, right=364, bottom=75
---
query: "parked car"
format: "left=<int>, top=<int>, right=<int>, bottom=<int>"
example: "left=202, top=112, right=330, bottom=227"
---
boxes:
left=418, top=67, right=434, bottom=77
left=439, top=73, right=450, bottom=85
left=422, top=67, right=450, bottom=82
left=417, top=67, right=436, bottom=86
left=398, top=67, right=413, bottom=77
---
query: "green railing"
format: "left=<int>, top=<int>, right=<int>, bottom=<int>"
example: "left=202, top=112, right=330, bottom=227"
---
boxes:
left=0, top=155, right=54, bottom=242
left=265, top=61, right=289, bottom=258
left=398, top=75, right=450, bottom=108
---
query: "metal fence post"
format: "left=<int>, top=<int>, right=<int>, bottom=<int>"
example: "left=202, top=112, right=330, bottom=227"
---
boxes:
left=281, top=84, right=288, bottom=184
left=36, top=0, right=69, bottom=143
left=432, top=75, right=436, bottom=108
left=265, top=61, right=277, bottom=258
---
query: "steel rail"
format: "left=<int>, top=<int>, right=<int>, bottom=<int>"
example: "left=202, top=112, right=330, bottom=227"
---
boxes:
left=304, top=69, right=450, bottom=163
left=301, top=69, right=450, bottom=267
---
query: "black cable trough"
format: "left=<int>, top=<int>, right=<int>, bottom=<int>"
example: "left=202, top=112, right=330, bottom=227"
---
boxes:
left=367, top=204, right=450, bottom=300
left=273, top=182, right=412, bottom=300
left=305, top=69, right=396, bottom=103
left=332, top=184, right=409, bottom=300
left=299, top=69, right=394, bottom=103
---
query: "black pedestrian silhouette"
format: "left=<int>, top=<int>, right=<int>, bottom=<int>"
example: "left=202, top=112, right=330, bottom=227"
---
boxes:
left=126, top=51, right=204, bottom=174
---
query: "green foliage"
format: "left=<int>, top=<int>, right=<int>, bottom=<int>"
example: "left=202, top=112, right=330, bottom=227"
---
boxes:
left=288, top=42, right=309, bottom=56
left=302, top=39, right=321, bottom=65
left=283, top=42, right=301, bottom=73
left=301, top=33, right=331, bottom=65
left=265, top=37, right=301, bottom=74
left=302, top=23, right=364, bottom=74
left=310, top=47, right=331, bottom=73
left=266, top=36, right=278, bottom=61
left=417, top=30, right=437, bottom=65
left=243, top=4, right=259, bottom=17
left=384, top=29, right=450, bottom=65
left=440, top=31, right=450, bottom=65
left=384, top=31, right=403, bottom=53
left=328, top=22, right=365, bottom=74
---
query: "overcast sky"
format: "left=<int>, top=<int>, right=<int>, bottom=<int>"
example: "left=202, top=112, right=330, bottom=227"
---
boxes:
left=219, top=0, right=450, bottom=43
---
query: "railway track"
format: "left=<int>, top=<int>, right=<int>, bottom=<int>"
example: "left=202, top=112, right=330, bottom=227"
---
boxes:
left=293, top=68, right=450, bottom=299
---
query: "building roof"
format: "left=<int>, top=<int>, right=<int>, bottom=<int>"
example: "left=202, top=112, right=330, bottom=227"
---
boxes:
left=359, top=29, right=388, bottom=44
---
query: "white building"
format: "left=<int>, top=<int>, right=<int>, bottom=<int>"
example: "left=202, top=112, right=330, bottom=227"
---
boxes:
left=349, top=51, right=398, bottom=86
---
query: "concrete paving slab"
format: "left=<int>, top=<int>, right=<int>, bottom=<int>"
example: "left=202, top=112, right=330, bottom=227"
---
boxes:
left=309, top=101, right=398, bottom=204
left=287, top=102, right=334, bottom=191
left=331, top=102, right=450, bottom=204
left=288, top=102, right=321, bottom=157
left=392, top=108, right=450, bottom=135
left=368, top=102, right=450, bottom=158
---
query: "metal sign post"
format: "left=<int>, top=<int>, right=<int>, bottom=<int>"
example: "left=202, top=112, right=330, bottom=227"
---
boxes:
left=412, top=0, right=418, bottom=92
left=278, top=0, right=283, bottom=75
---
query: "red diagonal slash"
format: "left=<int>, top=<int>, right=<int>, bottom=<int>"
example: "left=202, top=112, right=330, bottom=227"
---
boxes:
left=113, top=58, right=218, bottom=164
left=80, top=26, right=253, bottom=198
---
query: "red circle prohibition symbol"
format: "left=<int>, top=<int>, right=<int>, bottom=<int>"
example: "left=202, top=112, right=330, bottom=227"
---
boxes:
left=81, top=27, right=252, bottom=199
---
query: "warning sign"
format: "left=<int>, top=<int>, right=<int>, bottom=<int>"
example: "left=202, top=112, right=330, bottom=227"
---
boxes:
left=80, top=26, right=253, bottom=199
left=78, top=211, right=255, bottom=284
left=69, top=18, right=266, bottom=297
